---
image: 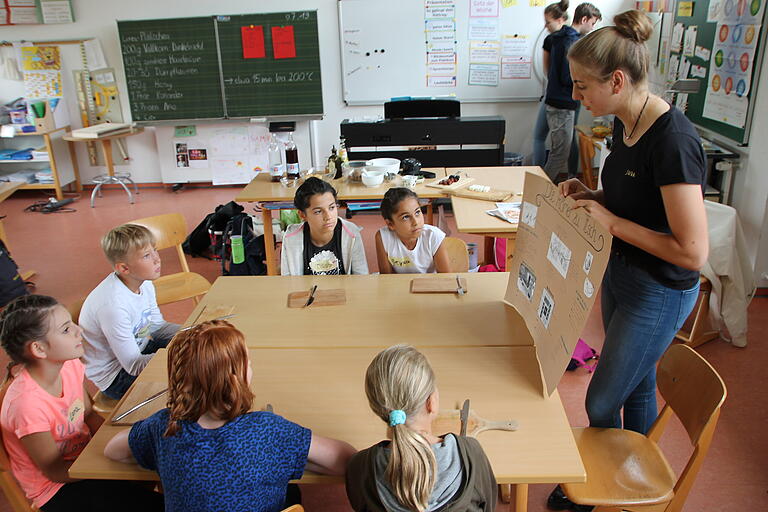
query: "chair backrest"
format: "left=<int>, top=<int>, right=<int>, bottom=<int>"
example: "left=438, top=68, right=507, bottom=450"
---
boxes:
left=650, top=344, right=726, bottom=512
left=442, top=237, right=469, bottom=273
left=0, top=379, right=37, bottom=511
left=281, top=506, right=304, bottom=512
left=66, top=298, right=85, bottom=325
left=129, top=213, right=190, bottom=273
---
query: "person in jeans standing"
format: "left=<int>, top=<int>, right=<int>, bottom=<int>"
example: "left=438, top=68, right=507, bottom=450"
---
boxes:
left=542, top=1, right=603, bottom=182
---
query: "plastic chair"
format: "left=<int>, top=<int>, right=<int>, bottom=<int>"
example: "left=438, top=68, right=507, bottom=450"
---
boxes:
left=0, top=380, right=40, bottom=511
left=562, top=344, right=727, bottom=512
left=129, top=213, right=212, bottom=305
left=442, top=237, right=469, bottom=273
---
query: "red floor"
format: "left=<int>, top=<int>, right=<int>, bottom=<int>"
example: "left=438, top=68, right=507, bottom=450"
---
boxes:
left=1, top=185, right=765, bottom=512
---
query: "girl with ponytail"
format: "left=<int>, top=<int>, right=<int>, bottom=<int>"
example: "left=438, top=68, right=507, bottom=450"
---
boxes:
left=105, top=320, right=355, bottom=512
left=346, top=345, right=497, bottom=512
left=0, top=295, right=163, bottom=511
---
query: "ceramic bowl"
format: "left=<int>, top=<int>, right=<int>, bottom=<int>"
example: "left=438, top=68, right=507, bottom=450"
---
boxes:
left=361, top=169, right=386, bottom=187
left=365, top=158, right=400, bottom=174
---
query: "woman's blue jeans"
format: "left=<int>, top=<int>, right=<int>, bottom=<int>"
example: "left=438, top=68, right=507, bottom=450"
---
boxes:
left=586, top=254, right=700, bottom=434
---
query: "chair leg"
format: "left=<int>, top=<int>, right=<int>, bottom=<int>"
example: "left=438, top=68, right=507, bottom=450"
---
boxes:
left=514, top=483, right=528, bottom=512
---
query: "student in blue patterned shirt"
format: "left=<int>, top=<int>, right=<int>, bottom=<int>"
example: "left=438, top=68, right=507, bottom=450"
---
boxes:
left=104, top=320, right=356, bottom=512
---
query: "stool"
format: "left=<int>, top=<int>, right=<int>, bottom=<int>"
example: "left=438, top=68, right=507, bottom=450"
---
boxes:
left=675, top=276, right=720, bottom=348
left=90, top=173, right=137, bottom=207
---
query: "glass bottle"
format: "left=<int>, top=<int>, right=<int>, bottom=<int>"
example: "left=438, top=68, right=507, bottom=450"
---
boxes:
left=285, top=132, right=300, bottom=179
left=268, top=133, right=284, bottom=182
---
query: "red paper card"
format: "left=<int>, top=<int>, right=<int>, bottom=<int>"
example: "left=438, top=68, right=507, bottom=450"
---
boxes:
left=272, top=25, right=296, bottom=59
left=241, top=25, right=265, bottom=59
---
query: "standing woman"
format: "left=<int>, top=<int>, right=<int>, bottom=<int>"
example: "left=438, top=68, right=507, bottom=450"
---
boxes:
left=548, top=10, right=708, bottom=510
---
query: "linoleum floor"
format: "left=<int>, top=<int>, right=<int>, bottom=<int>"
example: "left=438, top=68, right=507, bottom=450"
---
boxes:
left=0, top=186, right=764, bottom=512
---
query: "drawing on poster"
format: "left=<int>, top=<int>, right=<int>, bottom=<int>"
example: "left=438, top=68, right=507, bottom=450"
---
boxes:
left=537, top=287, right=554, bottom=329
left=547, top=232, right=572, bottom=279
left=583, top=277, right=594, bottom=298
left=521, top=201, right=537, bottom=227
left=583, top=251, right=593, bottom=274
left=517, top=262, right=536, bottom=300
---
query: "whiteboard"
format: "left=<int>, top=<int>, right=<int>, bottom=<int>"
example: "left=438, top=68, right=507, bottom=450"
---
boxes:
left=338, top=0, right=548, bottom=105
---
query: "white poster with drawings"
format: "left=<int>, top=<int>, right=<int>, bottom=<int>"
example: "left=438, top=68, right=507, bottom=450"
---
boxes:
left=159, top=122, right=272, bottom=184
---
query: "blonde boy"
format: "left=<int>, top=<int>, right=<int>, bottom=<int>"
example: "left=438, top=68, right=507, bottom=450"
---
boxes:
left=80, top=224, right=179, bottom=400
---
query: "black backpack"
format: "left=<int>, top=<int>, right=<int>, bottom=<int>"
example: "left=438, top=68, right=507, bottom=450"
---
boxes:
left=183, top=201, right=245, bottom=258
left=220, top=213, right=272, bottom=276
left=0, top=240, right=28, bottom=308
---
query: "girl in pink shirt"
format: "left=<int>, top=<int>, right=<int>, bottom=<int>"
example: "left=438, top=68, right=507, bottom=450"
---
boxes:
left=0, top=295, right=163, bottom=511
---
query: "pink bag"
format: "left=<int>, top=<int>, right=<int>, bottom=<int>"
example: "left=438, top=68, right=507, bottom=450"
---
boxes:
left=567, top=339, right=599, bottom=372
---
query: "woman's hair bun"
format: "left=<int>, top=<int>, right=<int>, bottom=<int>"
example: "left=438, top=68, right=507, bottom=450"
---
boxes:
left=613, top=10, right=653, bottom=43
left=559, top=0, right=570, bottom=10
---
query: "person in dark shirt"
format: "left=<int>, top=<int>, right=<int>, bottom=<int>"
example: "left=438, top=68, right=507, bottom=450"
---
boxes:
left=541, top=1, right=603, bottom=182
left=548, top=10, right=708, bottom=511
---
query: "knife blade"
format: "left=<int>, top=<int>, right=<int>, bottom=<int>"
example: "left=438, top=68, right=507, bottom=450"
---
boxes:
left=303, top=285, right=318, bottom=307
left=459, top=399, right=470, bottom=436
left=456, top=275, right=465, bottom=295
left=112, top=388, right=168, bottom=423
left=178, top=314, right=237, bottom=332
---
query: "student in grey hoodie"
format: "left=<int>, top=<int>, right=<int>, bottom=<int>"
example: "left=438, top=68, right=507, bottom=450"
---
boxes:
left=346, top=345, right=497, bottom=512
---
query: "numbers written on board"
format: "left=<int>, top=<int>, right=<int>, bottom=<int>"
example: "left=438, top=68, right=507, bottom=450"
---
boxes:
left=222, top=71, right=316, bottom=86
left=285, top=11, right=311, bottom=21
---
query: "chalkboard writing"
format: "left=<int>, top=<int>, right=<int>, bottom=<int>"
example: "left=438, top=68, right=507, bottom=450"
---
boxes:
left=117, top=11, right=322, bottom=122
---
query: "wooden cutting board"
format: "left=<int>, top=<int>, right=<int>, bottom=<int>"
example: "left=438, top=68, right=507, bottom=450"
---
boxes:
left=432, top=408, right=519, bottom=437
left=287, top=288, right=347, bottom=308
left=425, top=176, right=474, bottom=191
left=410, top=277, right=467, bottom=294
left=110, top=381, right=168, bottom=425
left=443, top=186, right=515, bottom=202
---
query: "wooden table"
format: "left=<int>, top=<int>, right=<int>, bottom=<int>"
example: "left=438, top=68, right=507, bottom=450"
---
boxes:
left=64, top=127, right=144, bottom=207
left=234, top=168, right=447, bottom=275
left=448, top=166, right=549, bottom=269
left=70, top=273, right=585, bottom=512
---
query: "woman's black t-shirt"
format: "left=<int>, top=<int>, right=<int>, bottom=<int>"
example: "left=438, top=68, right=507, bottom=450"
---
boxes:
left=602, top=106, right=705, bottom=290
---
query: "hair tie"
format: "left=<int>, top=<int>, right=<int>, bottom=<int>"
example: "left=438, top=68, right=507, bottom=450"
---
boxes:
left=389, top=409, right=406, bottom=426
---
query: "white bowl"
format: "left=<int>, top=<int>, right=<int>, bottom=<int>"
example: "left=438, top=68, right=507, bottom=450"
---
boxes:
left=361, top=170, right=385, bottom=187
left=366, top=158, right=400, bottom=174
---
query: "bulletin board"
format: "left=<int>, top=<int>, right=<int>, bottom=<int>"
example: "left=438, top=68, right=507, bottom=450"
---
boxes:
left=116, top=11, right=323, bottom=122
left=338, top=0, right=549, bottom=105
left=670, top=0, right=768, bottom=145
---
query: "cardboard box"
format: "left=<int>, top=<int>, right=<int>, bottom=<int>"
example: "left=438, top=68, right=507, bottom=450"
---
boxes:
left=504, top=173, right=612, bottom=396
left=30, top=99, right=69, bottom=132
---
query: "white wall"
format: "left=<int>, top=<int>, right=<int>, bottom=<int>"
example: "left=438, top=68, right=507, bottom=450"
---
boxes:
left=6, top=0, right=764, bottom=283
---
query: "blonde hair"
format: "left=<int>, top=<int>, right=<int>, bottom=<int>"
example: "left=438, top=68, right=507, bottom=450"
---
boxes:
left=101, top=223, right=155, bottom=264
left=568, top=10, right=653, bottom=84
left=164, top=320, right=254, bottom=437
left=365, top=345, right=437, bottom=512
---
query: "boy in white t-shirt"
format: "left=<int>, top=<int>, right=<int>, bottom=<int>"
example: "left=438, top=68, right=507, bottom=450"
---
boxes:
left=375, top=188, right=451, bottom=274
left=79, top=224, right=179, bottom=400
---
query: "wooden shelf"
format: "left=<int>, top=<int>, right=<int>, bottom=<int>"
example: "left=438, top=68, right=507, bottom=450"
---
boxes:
left=0, top=159, right=50, bottom=164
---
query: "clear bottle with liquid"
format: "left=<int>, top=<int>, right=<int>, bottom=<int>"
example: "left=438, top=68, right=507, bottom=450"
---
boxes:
left=268, top=133, right=284, bottom=182
left=285, top=132, right=300, bottom=179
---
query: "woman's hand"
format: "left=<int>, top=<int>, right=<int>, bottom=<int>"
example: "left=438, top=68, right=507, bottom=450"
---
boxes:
left=558, top=178, right=594, bottom=201
left=573, top=199, right=618, bottom=233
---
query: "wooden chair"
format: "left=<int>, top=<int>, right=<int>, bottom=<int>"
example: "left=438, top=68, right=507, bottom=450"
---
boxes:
left=0, top=380, right=39, bottom=512
left=577, top=130, right=599, bottom=190
left=129, top=213, right=212, bottom=305
left=675, top=276, right=720, bottom=348
left=281, top=507, right=304, bottom=512
left=442, top=237, right=469, bottom=273
left=562, top=344, right=727, bottom=512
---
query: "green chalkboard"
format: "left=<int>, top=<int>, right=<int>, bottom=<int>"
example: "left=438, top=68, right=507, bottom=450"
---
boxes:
left=672, top=1, right=767, bottom=145
left=117, top=11, right=322, bottom=122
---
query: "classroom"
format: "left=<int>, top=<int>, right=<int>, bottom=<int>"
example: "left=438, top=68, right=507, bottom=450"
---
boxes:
left=0, top=0, right=766, bottom=511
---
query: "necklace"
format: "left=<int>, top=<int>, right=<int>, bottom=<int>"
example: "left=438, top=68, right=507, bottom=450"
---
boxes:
left=623, top=94, right=650, bottom=141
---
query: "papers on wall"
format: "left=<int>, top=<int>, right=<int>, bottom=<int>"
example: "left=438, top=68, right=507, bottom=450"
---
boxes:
left=468, top=63, right=499, bottom=86
left=83, top=39, right=108, bottom=70
left=468, top=18, right=499, bottom=40
left=672, top=23, right=685, bottom=53
left=702, top=0, right=765, bottom=127
left=469, top=41, right=501, bottom=63
left=425, top=0, right=458, bottom=88
left=501, top=35, right=531, bottom=79
left=683, top=25, right=697, bottom=56
left=40, top=0, right=74, bottom=24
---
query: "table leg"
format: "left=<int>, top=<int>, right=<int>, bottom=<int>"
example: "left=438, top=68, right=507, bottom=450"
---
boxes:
left=101, top=139, right=114, bottom=177
left=66, top=141, right=83, bottom=192
left=426, top=202, right=434, bottom=225
left=500, top=484, right=511, bottom=503
left=514, top=484, right=528, bottom=512
left=262, top=207, right=277, bottom=276
left=483, top=236, right=495, bottom=266
left=504, top=235, right=516, bottom=270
